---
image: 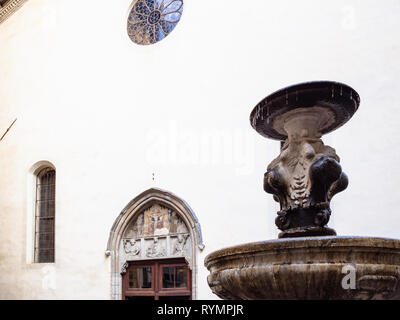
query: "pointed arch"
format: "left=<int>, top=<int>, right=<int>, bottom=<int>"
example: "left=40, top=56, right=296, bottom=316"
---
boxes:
left=106, top=188, right=204, bottom=300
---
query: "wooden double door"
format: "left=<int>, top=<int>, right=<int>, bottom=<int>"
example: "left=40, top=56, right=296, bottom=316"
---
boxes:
left=122, top=258, right=192, bottom=300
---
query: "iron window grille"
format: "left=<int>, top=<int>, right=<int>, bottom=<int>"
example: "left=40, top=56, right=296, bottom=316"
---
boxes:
left=34, top=167, right=56, bottom=263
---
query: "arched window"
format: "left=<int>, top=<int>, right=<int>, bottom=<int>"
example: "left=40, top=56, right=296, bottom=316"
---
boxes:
left=34, top=167, right=56, bottom=263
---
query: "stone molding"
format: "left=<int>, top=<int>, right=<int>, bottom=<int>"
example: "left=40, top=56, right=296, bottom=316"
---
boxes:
left=0, top=0, right=27, bottom=24
left=107, top=188, right=204, bottom=252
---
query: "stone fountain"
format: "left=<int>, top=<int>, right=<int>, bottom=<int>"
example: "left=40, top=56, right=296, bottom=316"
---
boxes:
left=205, top=81, right=400, bottom=300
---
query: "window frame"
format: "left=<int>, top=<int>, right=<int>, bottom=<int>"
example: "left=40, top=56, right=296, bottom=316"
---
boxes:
left=33, top=167, right=56, bottom=263
left=122, top=258, right=191, bottom=300
left=158, top=262, right=190, bottom=292
left=124, top=263, right=155, bottom=295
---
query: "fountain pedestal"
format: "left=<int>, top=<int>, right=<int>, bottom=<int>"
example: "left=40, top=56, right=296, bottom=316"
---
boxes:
left=205, top=81, right=400, bottom=300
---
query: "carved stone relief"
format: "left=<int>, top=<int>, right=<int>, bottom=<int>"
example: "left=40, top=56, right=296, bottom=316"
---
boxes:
left=172, top=234, right=189, bottom=256
left=121, top=262, right=129, bottom=275
left=119, top=203, right=193, bottom=274
left=264, top=108, right=348, bottom=237
left=123, top=239, right=141, bottom=257
left=146, top=237, right=166, bottom=258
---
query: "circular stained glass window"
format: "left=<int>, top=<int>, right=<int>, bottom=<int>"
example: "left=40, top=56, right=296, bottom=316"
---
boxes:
left=127, top=0, right=183, bottom=45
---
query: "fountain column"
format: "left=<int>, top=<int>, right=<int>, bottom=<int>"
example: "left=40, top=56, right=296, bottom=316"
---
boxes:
left=205, top=81, right=400, bottom=300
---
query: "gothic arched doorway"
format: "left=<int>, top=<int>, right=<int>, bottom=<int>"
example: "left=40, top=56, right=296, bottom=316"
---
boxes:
left=107, top=188, right=204, bottom=300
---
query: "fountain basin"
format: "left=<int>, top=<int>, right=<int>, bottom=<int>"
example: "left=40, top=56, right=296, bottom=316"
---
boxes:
left=205, top=236, right=400, bottom=300
left=250, top=81, right=360, bottom=140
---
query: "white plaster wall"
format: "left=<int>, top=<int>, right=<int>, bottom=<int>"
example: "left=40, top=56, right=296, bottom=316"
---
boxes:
left=0, top=0, right=399, bottom=299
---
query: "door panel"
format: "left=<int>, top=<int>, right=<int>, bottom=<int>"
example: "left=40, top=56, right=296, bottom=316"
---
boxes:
left=123, top=258, right=191, bottom=300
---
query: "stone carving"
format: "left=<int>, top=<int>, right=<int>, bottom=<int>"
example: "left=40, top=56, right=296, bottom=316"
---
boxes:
left=205, top=81, right=400, bottom=301
left=0, top=0, right=27, bottom=23
left=120, top=262, right=129, bottom=275
left=173, top=234, right=189, bottom=256
left=264, top=108, right=348, bottom=237
left=249, top=82, right=361, bottom=238
left=123, top=239, right=141, bottom=256
left=120, top=204, right=192, bottom=265
left=146, top=237, right=166, bottom=258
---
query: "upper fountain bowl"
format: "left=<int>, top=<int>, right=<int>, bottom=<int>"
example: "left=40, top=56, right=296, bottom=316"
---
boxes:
left=250, top=81, right=360, bottom=140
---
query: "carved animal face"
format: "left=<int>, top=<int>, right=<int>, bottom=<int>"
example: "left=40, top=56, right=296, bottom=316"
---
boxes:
left=275, top=140, right=321, bottom=206
left=266, top=138, right=338, bottom=210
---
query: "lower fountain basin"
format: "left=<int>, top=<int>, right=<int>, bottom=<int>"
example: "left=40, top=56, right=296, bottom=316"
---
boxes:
left=204, top=236, right=400, bottom=300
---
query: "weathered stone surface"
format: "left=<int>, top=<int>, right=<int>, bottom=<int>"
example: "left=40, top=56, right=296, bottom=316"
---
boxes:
left=250, top=81, right=360, bottom=237
left=250, top=81, right=360, bottom=141
left=205, top=82, right=400, bottom=300
left=204, top=236, right=400, bottom=300
left=264, top=118, right=347, bottom=237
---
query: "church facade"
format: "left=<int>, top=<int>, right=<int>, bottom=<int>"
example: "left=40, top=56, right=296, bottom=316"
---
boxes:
left=1, top=0, right=400, bottom=299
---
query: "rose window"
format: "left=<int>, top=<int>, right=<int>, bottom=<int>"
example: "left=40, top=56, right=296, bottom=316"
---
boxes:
left=127, top=0, right=183, bottom=45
